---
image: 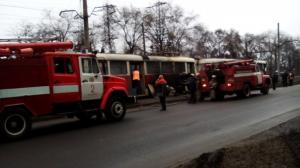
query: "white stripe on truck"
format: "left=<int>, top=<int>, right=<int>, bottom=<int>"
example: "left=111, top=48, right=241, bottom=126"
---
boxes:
left=0, top=86, right=50, bottom=99
left=53, top=85, right=79, bottom=94
left=0, top=85, right=80, bottom=99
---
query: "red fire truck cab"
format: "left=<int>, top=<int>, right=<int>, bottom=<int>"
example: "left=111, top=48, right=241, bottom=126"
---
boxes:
left=197, top=59, right=271, bottom=100
left=0, top=41, right=130, bottom=139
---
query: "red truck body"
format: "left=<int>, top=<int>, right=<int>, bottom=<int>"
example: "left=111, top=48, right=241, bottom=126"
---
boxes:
left=197, top=59, right=271, bottom=100
left=0, top=41, right=130, bottom=139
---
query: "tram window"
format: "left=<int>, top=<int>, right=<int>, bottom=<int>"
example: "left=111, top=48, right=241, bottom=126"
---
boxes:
left=162, top=62, right=173, bottom=73
left=98, top=61, right=108, bottom=75
left=110, top=61, right=127, bottom=75
left=175, top=62, right=185, bottom=73
left=187, top=63, right=195, bottom=73
left=147, top=61, right=160, bottom=74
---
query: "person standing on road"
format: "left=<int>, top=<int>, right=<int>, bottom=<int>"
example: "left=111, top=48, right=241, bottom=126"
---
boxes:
left=282, top=70, right=288, bottom=87
left=132, top=66, right=140, bottom=96
left=288, top=69, right=295, bottom=86
left=272, top=71, right=278, bottom=90
left=155, top=74, right=167, bottom=111
left=187, top=73, right=197, bottom=103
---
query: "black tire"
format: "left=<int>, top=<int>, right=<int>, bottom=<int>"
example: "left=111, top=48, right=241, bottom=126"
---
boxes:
left=239, top=84, right=251, bottom=98
left=261, top=84, right=270, bottom=95
left=104, top=97, right=126, bottom=122
left=0, top=109, right=31, bottom=140
left=216, top=92, right=224, bottom=100
left=76, top=113, right=94, bottom=123
left=210, top=89, right=217, bottom=101
left=198, top=91, right=204, bottom=102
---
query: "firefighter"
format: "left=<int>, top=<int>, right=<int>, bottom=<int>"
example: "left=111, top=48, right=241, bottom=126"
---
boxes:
left=187, top=73, right=197, bottom=103
left=272, top=71, right=278, bottom=90
left=288, top=70, right=295, bottom=86
left=132, top=66, right=140, bottom=95
left=155, top=75, right=168, bottom=111
left=281, top=70, right=288, bottom=87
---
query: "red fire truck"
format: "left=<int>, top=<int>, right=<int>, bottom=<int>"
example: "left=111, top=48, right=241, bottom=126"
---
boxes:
left=197, top=58, right=271, bottom=100
left=0, top=41, right=130, bottom=139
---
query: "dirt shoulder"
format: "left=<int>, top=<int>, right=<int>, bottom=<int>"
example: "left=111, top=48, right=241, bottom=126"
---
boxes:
left=172, top=116, right=300, bottom=168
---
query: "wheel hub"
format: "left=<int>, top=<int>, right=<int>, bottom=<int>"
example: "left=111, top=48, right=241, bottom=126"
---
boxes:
left=4, top=114, right=26, bottom=136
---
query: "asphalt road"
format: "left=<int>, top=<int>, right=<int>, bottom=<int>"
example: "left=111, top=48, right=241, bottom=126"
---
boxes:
left=1, top=85, right=300, bottom=168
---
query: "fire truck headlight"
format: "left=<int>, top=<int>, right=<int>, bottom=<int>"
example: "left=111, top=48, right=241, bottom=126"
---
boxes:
left=202, top=84, right=207, bottom=88
left=227, top=83, right=232, bottom=87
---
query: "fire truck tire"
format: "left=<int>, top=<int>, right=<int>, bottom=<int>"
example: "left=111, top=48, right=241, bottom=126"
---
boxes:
left=0, top=109, right=31, bottom=140
left=261, top=85, right=270, bottom=95
left=198, top=91, right=204, bottom=101
left=239, top=84, right=251, bottom=98
left=105, top=97, right=126, bottom=122
left=76, top=113, right=93, bottom=122
left=210, top=90, right=217, bottom=101
left=216, top=92, right=224, bottom=100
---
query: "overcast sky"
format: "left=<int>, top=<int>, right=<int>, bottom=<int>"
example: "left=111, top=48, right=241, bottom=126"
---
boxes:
left=0, top=0, right=299, bottom=38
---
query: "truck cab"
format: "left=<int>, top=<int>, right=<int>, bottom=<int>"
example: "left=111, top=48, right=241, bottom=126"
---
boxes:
left=0, top=41, right=129, bottom=139
left=197, top=59, right=271, bottom=101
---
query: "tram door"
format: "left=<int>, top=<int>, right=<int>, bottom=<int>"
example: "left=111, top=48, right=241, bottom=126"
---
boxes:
left=129, top=61, right=145, bottom=95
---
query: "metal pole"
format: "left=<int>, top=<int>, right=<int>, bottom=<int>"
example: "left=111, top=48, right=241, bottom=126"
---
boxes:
left=83, top=0, right=90, bottom=51
left=277, top=22, right=280, bottom=72
left=142, top=23, right=146, bottom=57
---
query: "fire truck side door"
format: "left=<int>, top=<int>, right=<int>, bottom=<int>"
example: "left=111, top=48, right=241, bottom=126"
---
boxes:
left=79, top=57, right=103, bottom=101
left=52, top=56, right=80, bottom=104
left=255, top=64, right=263, bottom=85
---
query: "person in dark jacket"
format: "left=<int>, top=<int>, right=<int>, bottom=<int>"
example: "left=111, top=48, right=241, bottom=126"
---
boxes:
left=282, top=70, right=288, bottom=87
left=272, top=71, right=278, bottom=90
left=187, top=73, right=197, bottom=103
left=155, top=75, right=167, bottom=111
left=288, top=70, right=295, bottom=86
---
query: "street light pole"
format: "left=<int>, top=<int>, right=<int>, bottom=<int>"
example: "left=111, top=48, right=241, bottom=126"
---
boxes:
left=83, top=0, right=90, bottom=52
left=277, top=22, right=280, bottom=72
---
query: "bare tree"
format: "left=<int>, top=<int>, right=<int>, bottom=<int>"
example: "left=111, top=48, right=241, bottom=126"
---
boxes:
left=14, top=11, right=76, bottom=42
left=96, top=4, right=119, bottom=53
left=190, top=24, right=215, bottom=58
left=144, top=2, right=195, bottom=56
left=118, top=7, right=143, bottom=54
left=223, top=29, right=243, bottom=58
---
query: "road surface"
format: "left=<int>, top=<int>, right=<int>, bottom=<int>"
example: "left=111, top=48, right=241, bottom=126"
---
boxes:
left=1, top=85, right=300, bottom=168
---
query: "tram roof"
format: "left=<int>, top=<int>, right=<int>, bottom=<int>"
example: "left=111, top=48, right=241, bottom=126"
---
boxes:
left=197, top=58, right=237, bottom=64
left=96, top=53, right=195, bottom=62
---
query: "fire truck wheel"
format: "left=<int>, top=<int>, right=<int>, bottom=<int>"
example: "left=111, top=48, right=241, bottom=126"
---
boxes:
left=76, top=113, right=93, bottom=122
left=261, top=85, right=270, bottom=95
left=0, top=110, right=31, bottom=140
left=210, top=90, right=217, bottom=101
left=241, top=84, right=251, bottom=98
left=216, top=92, right=224, bottom=100
left=198, top=92, right=204, bottom=101
left=105, top=97, right=126, bottom=122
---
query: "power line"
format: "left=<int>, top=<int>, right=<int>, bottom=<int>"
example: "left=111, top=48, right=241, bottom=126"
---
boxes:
left=0, top=4, right=43, bottom=11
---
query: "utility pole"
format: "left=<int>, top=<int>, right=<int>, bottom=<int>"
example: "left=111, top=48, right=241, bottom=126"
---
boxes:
left=59, top=0, right=91, bottom=52
left=277, top=22, right=280, bottom=72
left=83, top=0, right=90, bottom=52
left=142, top=23, right=146, bottom=57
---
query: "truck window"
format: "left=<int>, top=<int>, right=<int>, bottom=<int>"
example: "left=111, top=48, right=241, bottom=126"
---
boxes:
left=175, top=62, right=185, bottom=73
left=98, top=61, right=108, bottom=75
left=82, top=58, right=99, bottom=74
left=110, top=61, right=127, bottom=75
left=54, top=57, right=74, bottom=74
left=162, top=62, right=173, bottom=73
left=147, top=61, right=160, bottom=74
